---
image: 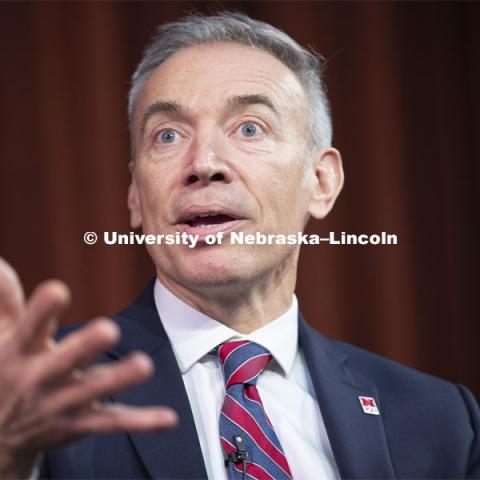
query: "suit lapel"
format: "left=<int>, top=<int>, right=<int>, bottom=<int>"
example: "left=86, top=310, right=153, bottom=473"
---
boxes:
left=299, top=315, right=396, bottom=479
left=108, top=281, right=207, bottom=479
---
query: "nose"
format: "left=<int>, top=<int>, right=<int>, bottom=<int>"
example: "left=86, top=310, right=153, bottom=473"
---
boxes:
left=184, top=138, right=233, bottom=186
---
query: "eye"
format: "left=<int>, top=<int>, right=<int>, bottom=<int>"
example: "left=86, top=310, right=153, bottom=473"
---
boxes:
left=156, top=128, right=177, bottom=144
left=239, top=122, right=262, bottom=138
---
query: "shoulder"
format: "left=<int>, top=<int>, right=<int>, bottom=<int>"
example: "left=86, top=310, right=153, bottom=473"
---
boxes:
left=331, top=336, right=457, bottom=395
left=301, top=319, right=480, bottom=420
left=305, top=327, right=480, bottom=476
left=314, top=329, right=480, bottom=438
left=301, top=315, right=464, bottom=396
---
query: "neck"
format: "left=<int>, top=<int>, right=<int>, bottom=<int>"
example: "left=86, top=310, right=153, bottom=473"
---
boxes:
left=156, top=252, right=299, bottom=334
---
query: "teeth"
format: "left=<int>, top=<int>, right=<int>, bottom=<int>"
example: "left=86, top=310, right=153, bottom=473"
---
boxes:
left=198, top=213, right=214, bottom=218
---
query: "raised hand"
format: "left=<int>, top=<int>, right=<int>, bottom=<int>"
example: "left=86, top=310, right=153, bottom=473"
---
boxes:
left=0, top=258, right=177, bottom=479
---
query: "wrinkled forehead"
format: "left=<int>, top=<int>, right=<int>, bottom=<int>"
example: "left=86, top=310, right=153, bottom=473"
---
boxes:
left=132, top=42, right=309, bottom=129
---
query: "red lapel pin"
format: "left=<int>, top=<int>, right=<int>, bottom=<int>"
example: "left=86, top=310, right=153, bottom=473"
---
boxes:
left=358, top=396, right=380, bottom=415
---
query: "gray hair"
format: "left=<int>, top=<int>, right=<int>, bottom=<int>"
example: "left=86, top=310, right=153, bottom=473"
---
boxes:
left=128, top=11, right=332, bottom=156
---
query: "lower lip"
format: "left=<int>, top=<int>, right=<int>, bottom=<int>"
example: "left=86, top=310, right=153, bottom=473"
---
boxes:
left=175, top=219, right=245, bottom=241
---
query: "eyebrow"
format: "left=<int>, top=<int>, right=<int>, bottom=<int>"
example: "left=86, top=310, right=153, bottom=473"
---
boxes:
left=227, top=94, right=280, bottom=118
left=140, top=94, right=280, bottom=137
left=140, top=100, right=185, bottom=137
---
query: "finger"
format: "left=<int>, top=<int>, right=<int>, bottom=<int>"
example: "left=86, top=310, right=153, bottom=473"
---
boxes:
left=43, top=352, right=154, bottom=415
left=26, top=405, right=177, bottom=451
left=18, top=280, right=70, bottom=351
left=0, top=257, right=25, bottom=324
left=68, top=403, right=178, bottom=435
left=34, top=318, right=120, bottom=384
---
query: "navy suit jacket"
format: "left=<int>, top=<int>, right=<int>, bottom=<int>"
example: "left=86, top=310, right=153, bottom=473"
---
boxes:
left=40, top=281, right=480, bottom=479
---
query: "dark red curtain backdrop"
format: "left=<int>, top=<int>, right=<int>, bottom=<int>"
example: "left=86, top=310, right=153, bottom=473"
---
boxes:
left=1, top=2, right=479, bottom=397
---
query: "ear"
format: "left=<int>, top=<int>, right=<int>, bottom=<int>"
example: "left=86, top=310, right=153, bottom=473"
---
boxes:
left=127, top=161, right=142, bottom=229
left=308, top=148, right=344, bottom=219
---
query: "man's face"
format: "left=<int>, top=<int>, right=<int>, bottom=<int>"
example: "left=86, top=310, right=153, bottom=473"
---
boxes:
left=129, top=42, right=331, bottom=291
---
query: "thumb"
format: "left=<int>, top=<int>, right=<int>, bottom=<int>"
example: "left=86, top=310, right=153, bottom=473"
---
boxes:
left=0, top=257, right=25, bottom=326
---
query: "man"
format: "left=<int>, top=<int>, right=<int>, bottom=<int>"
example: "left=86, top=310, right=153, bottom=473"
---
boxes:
left=0, top=11, right=478, bottom=480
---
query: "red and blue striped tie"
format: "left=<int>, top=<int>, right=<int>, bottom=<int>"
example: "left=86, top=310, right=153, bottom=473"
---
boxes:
left=218, top=340, right=293, bottom=480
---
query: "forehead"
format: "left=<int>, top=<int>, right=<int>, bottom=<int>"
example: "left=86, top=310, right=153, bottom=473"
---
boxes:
left=134, top=42, right=308, bottom=122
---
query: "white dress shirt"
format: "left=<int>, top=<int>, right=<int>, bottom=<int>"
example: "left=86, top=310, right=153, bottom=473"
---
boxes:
left=154, top=279, right=340, bottom=480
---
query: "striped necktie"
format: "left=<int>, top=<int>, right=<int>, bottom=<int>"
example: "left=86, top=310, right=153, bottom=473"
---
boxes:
left=218, top=340, right=293, bottom=480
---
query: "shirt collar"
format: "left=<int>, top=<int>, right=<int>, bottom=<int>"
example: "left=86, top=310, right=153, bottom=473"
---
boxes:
left=153, top=279, right=298, bottom=377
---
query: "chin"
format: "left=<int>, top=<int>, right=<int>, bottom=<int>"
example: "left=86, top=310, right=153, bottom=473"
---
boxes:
left=153, top=244, right=257, bottom=289
left=187, top=250, right=252, bottom=288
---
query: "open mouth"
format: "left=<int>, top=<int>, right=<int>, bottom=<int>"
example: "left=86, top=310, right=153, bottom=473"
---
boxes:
left=184, top=213, right=236, bottom=228
left=175, top=208, right=244, bottom=238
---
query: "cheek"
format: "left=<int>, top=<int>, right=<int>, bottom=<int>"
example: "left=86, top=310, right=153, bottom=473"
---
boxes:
left=256, top=182, right=301, bottom=231
left=136, top=171, right=171, bottom=223
left=261, top=161, right=305, bottom=203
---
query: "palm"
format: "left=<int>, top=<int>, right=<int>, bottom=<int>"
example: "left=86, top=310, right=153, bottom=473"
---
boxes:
left=0, top=258, right=177, bottom=479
